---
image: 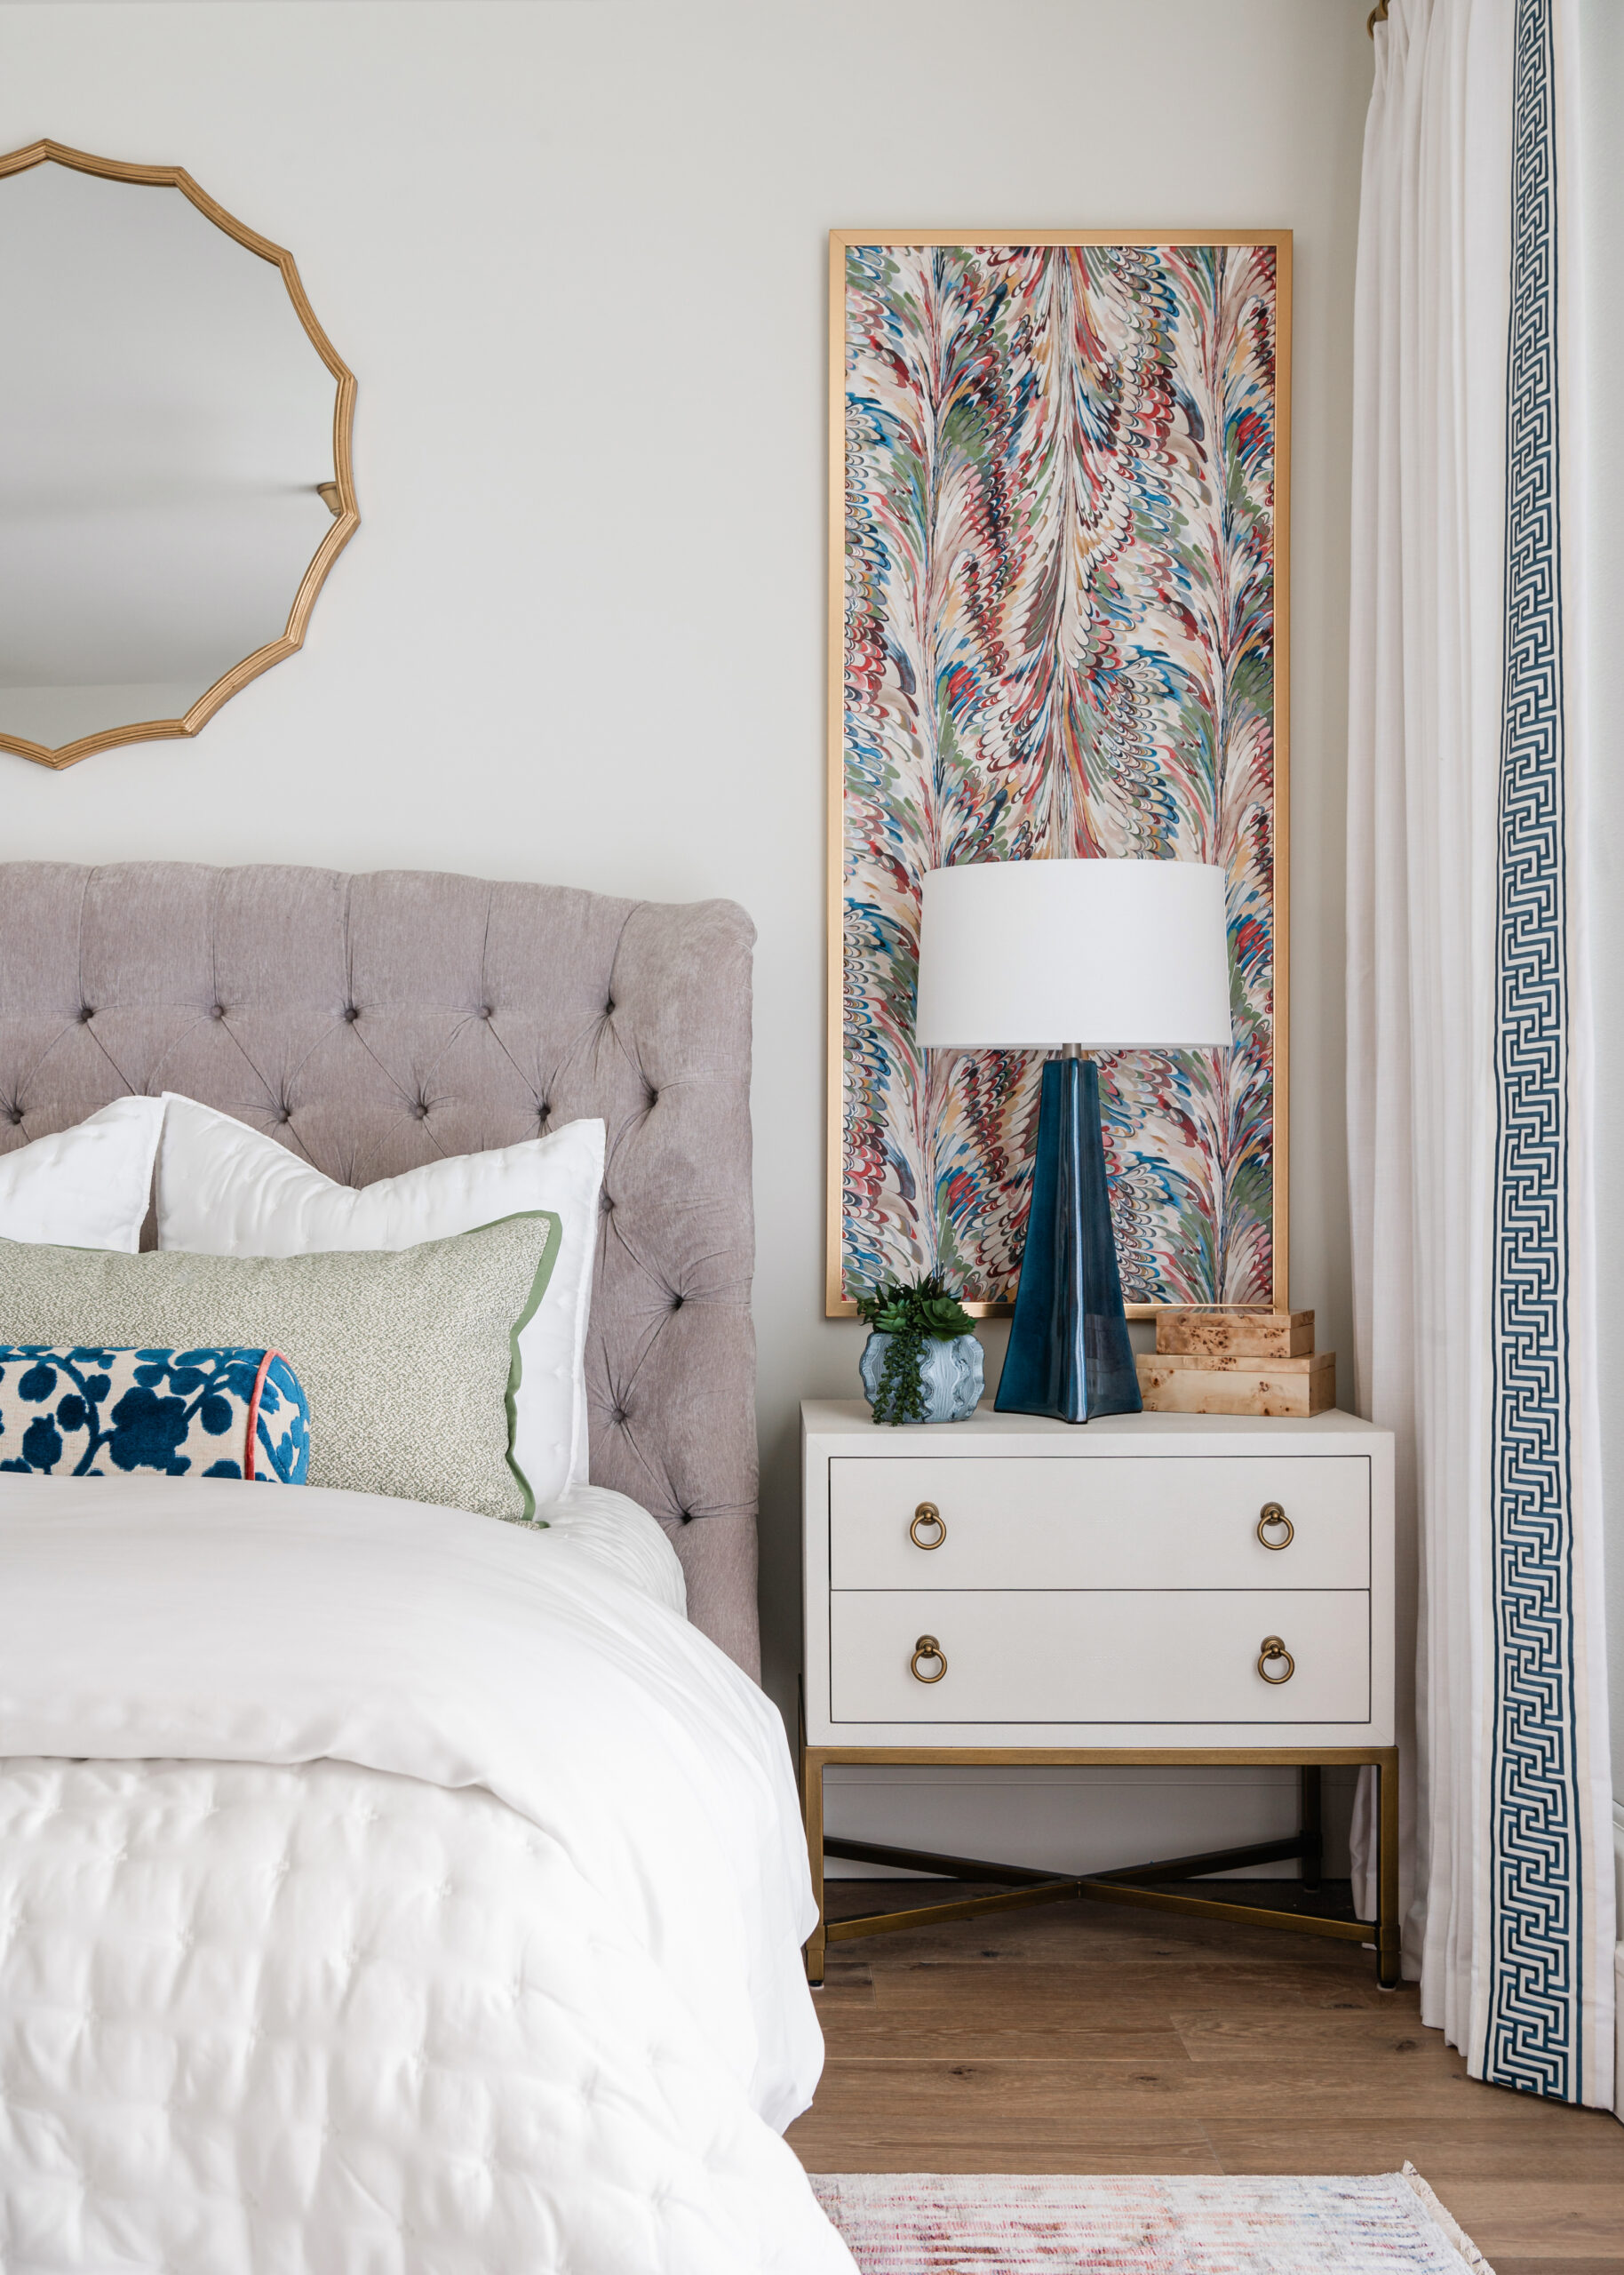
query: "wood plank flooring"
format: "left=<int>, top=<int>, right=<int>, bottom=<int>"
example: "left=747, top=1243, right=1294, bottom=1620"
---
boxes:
left=786, top=1882, right=1624, bottom=2273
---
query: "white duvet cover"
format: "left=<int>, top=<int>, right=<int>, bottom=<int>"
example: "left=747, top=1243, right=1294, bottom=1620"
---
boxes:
left=0, top=1477, right=853, bottom=2274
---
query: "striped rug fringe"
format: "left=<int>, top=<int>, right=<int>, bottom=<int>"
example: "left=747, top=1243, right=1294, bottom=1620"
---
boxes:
left=1399, top=2165, right=1496, bottom=2272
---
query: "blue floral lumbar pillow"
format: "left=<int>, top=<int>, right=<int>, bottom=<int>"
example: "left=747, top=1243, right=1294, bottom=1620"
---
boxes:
left=0, top=1346, right=310, bottom=1483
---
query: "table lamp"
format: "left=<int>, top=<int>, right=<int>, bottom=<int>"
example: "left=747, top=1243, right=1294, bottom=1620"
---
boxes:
left=914, top=858, right=1232, bottom=1423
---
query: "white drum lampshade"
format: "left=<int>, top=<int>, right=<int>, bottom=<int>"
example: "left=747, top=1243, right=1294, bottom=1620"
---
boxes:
left=912, top=857, right=1231, bottom=1425
left=914, top=857, right=1231, bottom=1052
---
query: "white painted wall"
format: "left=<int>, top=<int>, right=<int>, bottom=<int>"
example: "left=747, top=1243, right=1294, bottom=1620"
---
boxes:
left=0, top=0, right=1374, bottom=1875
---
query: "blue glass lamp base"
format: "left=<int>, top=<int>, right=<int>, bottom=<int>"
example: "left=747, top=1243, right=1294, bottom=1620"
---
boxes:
left=994, top=1055, right=1142, bottom=1425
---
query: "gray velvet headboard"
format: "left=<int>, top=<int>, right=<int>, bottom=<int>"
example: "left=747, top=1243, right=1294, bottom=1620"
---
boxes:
left=0, top=863, right=760, bottom=1676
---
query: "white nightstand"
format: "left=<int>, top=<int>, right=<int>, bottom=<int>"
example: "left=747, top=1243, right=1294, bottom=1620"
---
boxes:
left=801, top=1398, right=1398, bottom=1988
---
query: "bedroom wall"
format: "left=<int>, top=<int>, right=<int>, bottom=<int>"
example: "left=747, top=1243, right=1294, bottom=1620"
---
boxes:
left=0, top=0, right=1375, bottom=1876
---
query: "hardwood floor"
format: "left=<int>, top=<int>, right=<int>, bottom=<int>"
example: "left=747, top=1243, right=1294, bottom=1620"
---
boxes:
left=787, top=1881, right=1624, bottom=2273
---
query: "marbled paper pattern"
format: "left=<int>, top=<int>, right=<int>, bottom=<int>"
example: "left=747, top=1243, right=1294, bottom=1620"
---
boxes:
left=839, top=239, right=1281, bottom=1308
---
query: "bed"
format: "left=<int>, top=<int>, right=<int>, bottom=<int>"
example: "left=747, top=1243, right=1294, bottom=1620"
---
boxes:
left=0, top=862, right=850, bottom=2272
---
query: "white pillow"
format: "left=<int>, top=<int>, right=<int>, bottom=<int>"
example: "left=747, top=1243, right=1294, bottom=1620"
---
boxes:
left=155, top=1094, right=605, bottom=1505
left=0, top=1098, right=164, bottom=1251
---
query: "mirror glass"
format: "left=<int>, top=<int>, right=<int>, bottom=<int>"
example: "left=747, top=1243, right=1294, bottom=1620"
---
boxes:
left=0, top=146, right=356, bottom=768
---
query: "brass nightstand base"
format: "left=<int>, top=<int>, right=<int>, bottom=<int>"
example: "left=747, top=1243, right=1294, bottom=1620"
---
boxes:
left=802, top=1746, right=1402, bottom=1992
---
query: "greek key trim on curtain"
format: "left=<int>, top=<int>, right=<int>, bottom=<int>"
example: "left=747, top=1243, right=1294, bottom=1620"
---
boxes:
left=1349, top=0, right=1615, bottom=2108
left=1484, top=0, right=1588, bottom=2099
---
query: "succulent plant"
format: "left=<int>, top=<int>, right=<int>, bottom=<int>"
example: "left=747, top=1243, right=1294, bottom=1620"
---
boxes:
left=856, top=1272, right=977, bottom=1425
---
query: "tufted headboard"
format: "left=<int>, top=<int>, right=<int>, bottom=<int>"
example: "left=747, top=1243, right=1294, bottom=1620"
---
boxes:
left=0, top=863, right=760, bottom=1676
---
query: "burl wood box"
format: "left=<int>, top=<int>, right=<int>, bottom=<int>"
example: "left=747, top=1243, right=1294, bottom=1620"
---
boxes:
left=1135, top=1349, right=1336, bottom=1418
left=1153, top=1307, right=1316, bottom=1358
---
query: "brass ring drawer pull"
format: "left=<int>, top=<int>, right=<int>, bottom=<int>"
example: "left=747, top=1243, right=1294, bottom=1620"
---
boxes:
left=1256, top=1502, right=1294, bottom=1550
left=910, top=1502, right=946, bottom=1550
left=910, top=1634, right=947, bottom=1683
left=1257, top=1636, right=1295, bottom=1685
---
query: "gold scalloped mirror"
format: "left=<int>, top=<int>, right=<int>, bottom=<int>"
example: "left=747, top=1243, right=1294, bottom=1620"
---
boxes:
left=0, top=140, right=358, bottom=770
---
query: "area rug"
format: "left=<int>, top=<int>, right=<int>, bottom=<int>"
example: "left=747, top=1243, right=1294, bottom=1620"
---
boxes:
left=808, top=2165, right=1493, bottom=2273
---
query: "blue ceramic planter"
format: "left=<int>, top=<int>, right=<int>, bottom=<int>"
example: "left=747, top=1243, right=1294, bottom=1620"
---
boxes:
left=860, top=1330, right=984, bottom=1424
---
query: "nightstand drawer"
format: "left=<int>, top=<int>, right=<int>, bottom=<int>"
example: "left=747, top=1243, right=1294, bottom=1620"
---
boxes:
left=829, top=1588, right=1371, bottom=1723
left=829, top=1457, right=1369, bottom=1590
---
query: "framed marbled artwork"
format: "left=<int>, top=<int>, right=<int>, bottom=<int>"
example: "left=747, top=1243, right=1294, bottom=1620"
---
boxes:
left=827, top=230, right=1291, bottom=1316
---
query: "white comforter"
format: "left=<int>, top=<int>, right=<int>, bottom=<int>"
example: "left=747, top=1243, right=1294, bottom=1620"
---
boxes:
left=0, top=1476, right=854, bottom=2274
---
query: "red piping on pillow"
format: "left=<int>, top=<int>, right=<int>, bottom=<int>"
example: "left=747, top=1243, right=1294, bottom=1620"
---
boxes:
left=244, top=1349, right=277, bottom=1481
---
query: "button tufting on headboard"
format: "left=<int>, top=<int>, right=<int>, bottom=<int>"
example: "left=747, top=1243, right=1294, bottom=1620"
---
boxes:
left=0, top=861, right=761, bottom=1678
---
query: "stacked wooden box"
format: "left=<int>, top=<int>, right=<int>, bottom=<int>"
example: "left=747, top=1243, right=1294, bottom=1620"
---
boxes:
left=1135, top=1308, right=1335, bottom=1417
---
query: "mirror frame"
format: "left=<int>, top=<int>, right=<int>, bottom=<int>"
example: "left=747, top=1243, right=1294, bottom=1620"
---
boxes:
left=0, top=140, right=359, bottom=771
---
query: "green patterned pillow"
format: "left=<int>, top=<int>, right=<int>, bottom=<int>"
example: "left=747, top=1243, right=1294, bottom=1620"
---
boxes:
left=0, top=1211, right=561, bottom=1523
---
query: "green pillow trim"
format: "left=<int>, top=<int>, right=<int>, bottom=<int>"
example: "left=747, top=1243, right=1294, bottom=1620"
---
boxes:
left=499, top=1207, right=563, bottom=1524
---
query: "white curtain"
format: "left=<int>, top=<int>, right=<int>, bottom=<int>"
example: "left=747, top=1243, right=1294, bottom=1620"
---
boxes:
left=1348, top=0, right=1616, bottom=2107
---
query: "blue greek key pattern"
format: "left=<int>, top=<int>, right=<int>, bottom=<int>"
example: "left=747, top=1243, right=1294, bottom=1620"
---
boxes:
left=1484, top=0, right=1584, bottom=2102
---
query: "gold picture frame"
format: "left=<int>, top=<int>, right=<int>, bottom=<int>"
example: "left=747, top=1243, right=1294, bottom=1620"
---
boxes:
left=826, top=229, right=1292, bottom=1319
